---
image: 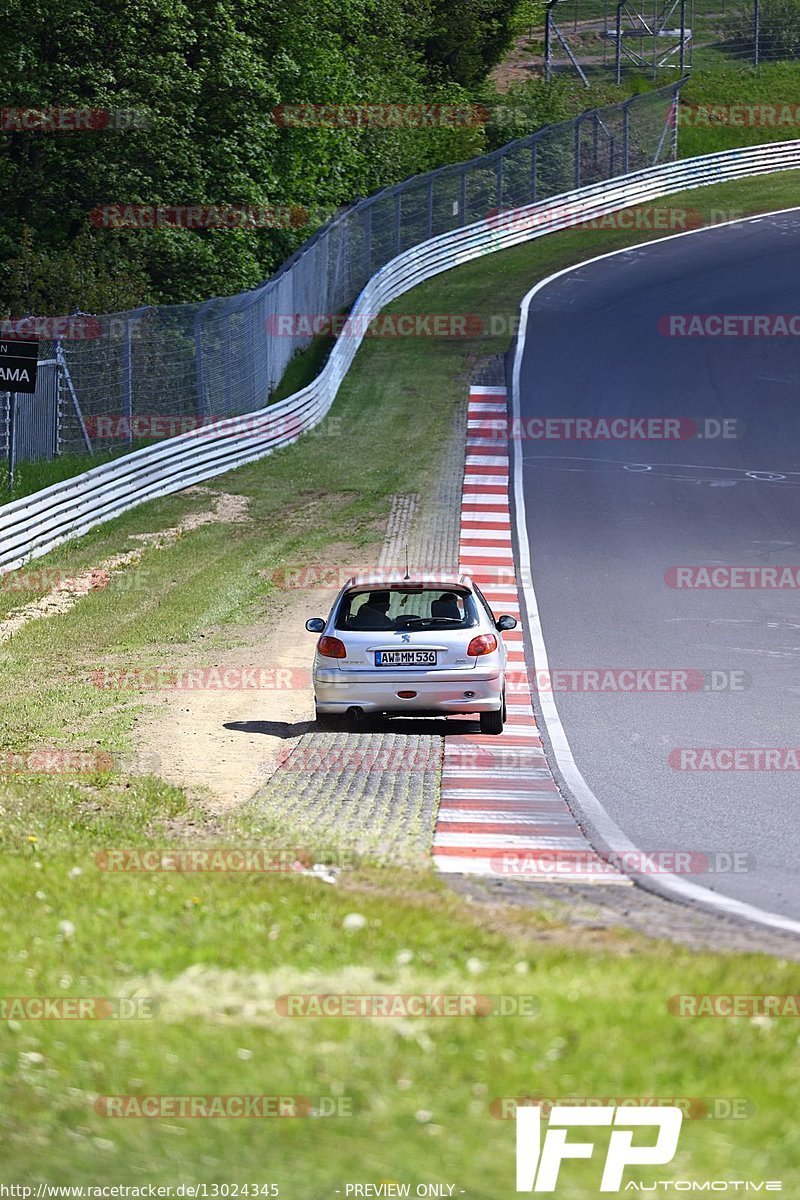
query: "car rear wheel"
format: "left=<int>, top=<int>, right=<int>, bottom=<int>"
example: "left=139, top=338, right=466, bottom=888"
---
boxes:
left=480, top=706, right=504, bottom=735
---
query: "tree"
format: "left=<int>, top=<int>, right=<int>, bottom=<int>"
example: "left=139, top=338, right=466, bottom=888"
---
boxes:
left=0, top=0, right=496, bottom=313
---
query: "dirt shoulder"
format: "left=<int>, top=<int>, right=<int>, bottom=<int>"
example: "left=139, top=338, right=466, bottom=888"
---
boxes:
left=129, top=586, right=339, bottom=810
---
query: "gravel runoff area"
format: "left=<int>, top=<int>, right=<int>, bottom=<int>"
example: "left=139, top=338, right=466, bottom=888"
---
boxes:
left=250, top=354, right=800, bottom=956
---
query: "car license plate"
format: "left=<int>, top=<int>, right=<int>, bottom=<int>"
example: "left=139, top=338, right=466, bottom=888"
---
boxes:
left=375, top=650, right=437, bottom=666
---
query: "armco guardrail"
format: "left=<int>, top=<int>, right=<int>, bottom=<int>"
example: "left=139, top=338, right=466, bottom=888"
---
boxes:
left=5, top=84, right=677, bottom=467
left=1, top=138, right=799, bottom=572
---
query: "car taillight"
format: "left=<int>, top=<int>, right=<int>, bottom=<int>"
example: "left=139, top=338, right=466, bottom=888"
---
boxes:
left=317, top=635, right=346, bottom=659
left=467, top=633, right=497, bottom=657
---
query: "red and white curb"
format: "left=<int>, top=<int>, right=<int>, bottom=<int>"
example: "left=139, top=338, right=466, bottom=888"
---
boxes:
left=432, top=386, right=628, bottom=884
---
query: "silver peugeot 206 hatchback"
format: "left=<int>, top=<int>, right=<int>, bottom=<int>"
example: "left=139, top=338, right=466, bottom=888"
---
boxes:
left=305, top=572, right=517, bottom=734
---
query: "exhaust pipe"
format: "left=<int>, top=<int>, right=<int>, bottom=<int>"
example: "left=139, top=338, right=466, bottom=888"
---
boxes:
left=346, top=706, right=364, bottom=721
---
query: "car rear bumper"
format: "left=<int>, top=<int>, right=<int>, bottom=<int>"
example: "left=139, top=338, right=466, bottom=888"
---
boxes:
left=312, top=669, right=504, bottom=715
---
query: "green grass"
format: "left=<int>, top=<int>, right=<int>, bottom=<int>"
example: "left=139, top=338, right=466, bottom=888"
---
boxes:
left=4, top=62, right=800, bottom=508
left=4, top=168, right=800, bottom=774
left=3, top=169, right=799, bottom=802
left=3, top=171, right=800, bottom=1187
left=678, top=62, right=800, bottom=156
left=270, top=333, right=336, bottom=404
left=2, top=785, right=800, bottom=1189
left=0, top=448, right=138, bottom=503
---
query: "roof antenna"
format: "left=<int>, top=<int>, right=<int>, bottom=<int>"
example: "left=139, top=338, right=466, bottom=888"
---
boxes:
left=404, top=544, right=410, bottom=581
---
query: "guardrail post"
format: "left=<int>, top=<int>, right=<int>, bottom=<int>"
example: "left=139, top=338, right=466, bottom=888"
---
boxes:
left=459, top=168, right=467, bottom=226
left=57, top=340, right=92, bottom=454
left=615, top=0, right=625, bottom=84
left=622, top=100, right=631, bottom=173
left=574, top=115, right=582, bottom=189
left=2, top=391, right=10, bottom=488
left=364, top=201, right=373, bottom=278
left=122, top=317, right=133, bottom=446
left=544, top=0, right=558, bottom=81
left=753, top=0, right=760, bottom=66
left=55, top=359, right=63, bottom=457
left=7, top=392, right=16, bottom=490
left=679, top=0, right=687, bottom=73
left=224, top=329, right=233, bottom=415
left=194, top=304, right=207, bottom=424
left=672, top=88, right=680, bottom=159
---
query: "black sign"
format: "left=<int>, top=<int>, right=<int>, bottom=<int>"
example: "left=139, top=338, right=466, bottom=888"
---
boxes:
left=0, top=338, right=39, bottom=394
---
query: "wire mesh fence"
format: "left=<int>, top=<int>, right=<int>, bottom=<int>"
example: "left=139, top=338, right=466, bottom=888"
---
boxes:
left=538, top=0, right=800, bottom=79
left=3, top=83, right=681, bottom=469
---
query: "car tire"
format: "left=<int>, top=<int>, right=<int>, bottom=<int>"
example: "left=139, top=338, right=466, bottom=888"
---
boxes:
left=480, top=707, right=504, bottom=735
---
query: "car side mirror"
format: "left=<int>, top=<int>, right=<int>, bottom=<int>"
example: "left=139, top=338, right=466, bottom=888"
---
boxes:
left=305, top=617, right=326, bottom=633
left=496, top=614, right=517, bottom=631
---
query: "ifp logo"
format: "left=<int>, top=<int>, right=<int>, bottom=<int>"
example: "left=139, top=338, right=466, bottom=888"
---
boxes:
left=516, top=1104, right=683, bottom=1192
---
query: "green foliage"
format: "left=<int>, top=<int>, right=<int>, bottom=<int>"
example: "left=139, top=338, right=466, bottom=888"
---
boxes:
left=482, top=75, right=624, bottom=149
left=0, top=0, right=518, bottom=314
left=425, top=0, right=521, bottom=87
left=722, top=0, right=800, bottom=57
left=511, top=0, right=548, bottom=34
left=677, top=61, right=800, bottom=155
left=5, top=227, right=150, bottom=315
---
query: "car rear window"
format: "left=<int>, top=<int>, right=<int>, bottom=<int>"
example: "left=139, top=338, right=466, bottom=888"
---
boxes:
left=335, top=588, right=479, bottom=631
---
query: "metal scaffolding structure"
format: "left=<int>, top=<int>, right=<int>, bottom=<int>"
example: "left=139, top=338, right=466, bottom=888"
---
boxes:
left=544, top=0, right=693, bottom=83
left=605, top=0, right=694, bottom=82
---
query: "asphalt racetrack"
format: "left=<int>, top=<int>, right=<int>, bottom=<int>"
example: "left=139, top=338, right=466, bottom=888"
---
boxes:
left=514, top=209, right=800, bottom=923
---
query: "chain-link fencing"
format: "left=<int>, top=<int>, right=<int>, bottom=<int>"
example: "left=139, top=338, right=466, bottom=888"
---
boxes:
left=3, top=83, right=681, bottom=469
